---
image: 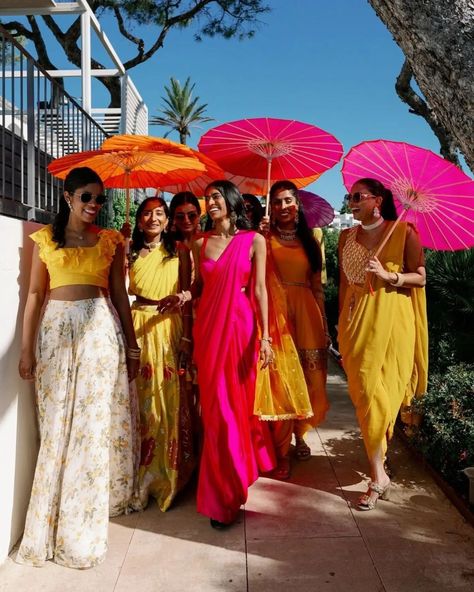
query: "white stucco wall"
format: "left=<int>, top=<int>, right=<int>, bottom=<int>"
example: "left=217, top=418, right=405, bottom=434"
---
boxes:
left=0, top=215, right=41, bottom=563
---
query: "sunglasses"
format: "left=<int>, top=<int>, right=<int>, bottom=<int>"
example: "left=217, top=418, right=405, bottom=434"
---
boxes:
left=73, top=192, right=107, bottom=205
left=344, top=192, right=375, bottom=204
left=244, top=204, right=255, bottom=212
left=175, top=212, right=198, bottom=221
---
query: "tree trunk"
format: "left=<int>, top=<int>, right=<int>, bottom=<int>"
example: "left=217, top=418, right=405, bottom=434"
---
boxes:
left=368, top=0, right=474, bottom=172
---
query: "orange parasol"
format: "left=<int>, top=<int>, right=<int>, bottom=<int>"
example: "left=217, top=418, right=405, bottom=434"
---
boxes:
left=48, top=137, right=206, bottom=222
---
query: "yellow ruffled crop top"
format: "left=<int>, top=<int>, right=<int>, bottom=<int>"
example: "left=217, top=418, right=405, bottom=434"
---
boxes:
left=30, top=225, right=124, bottom=290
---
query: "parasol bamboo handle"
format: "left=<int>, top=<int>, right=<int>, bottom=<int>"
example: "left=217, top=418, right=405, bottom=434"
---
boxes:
left=265, top=158, right=272, bottom=218
left=367, top=207, right=410, bottom=295
left=373, top=207, right=408, bottom=259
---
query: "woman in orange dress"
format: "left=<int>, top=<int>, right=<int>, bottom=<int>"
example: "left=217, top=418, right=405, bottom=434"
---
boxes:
left=257, top=180, right=329, bottom=479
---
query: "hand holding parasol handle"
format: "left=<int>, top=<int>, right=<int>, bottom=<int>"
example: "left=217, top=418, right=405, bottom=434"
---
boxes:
left=367, top=205, right=410, bottom=294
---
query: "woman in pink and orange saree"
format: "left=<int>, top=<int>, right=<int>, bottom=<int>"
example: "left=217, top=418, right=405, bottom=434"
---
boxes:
left=192, top=180, right=276, bottom=529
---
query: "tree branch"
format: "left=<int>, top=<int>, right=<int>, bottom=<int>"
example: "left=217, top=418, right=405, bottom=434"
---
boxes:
left=395, top=59, right=461, bottom=167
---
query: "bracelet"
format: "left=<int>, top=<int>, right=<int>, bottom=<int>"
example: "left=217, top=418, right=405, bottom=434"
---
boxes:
left=180, top=336, right=192, bottom=343
left=390, top=272, right=405, bottom=287
left=177, top=290, right=192, bottom=307
left=261, top=337, right=273, bottom=343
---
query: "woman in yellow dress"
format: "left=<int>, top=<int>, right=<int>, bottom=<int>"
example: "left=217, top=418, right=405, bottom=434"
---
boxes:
left=338, top=178, right=428, bottom=510
left=129, top=197, right=195, bottom=511
left=256, top=180, right=330, bottom=479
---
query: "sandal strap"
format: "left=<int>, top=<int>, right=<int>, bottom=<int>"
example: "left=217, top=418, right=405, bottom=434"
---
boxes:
left=368, top=481, right=386, bottom=495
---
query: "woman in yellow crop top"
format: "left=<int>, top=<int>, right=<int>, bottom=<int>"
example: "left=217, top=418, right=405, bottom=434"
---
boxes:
left=17, top=167, right=139, bottom=569
left=128, top=197, right=195, bottom=512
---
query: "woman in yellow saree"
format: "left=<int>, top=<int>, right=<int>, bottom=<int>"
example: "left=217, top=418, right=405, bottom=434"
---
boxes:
left=256, top=180, right=330, bottom=479
left=128, top=197, right=195, bottom=511
left=338, top=178, right=428, bottom=510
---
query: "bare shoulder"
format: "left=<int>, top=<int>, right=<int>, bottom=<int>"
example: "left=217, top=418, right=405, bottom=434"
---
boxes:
left=252, top=232, right=265, bottom=247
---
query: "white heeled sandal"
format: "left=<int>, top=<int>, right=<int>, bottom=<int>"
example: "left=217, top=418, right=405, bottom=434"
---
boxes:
left=357, top=480, right=391, bottom=511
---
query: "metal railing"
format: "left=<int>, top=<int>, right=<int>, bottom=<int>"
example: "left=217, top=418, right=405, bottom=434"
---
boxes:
left=0, top=26, right=110, bottom=224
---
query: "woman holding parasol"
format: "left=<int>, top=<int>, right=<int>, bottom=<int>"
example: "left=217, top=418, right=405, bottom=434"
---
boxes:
left=338, top=177, right=428, bottom=510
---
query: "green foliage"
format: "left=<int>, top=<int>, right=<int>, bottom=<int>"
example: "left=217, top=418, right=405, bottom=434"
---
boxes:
left=0, top=33, right=27, bottom=64
left=339, top=199, right=351, bottom=214
left=108, top=190, right=140, bottom=230
left=425, top=249, right=474, bottom=372
left=411, top=363, right=474, bottom=499
left=150, top=76, right=213, bottom=144
left=322, top=227, right=340, bottom=342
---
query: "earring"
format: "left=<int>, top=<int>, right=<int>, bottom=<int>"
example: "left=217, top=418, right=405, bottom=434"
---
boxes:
left=66, top=200, right=72, bottom=211
left=295, top=210, right=299, bottom=225
left=229, top=211, right=237, bottom=230
left=373, top=206, right=380, bottom=219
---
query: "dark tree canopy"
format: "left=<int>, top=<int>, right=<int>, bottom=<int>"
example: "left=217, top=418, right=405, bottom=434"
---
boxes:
left=2, top=1, right=270, bottom=107
left=368, top=0, right=474, bottom=172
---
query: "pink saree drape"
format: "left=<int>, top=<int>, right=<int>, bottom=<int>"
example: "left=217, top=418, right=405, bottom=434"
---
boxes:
left=194, top=231, right=275, bottom=523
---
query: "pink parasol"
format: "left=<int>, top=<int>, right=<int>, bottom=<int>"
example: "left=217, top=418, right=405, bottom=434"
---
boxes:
left=198, top=117, right=343, bottom=214
left=342, top=139, right=474, bottom=251
left=298, top=190, right=335, bottom=228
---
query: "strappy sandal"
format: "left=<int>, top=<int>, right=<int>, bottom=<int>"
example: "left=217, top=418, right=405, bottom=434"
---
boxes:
left=357, top=480, right=391, bottom=511
left=273, top=455, right=291, bottom=480
left=294, top=437, right=311, bottom=461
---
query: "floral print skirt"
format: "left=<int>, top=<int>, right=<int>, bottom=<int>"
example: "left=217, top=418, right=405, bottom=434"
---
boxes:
left=16, top=298, right=135, bottom=569
left=132, top=304, right=195, bottom=512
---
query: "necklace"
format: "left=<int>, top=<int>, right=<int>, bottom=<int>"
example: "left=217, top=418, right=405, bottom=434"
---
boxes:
left=68, top=229, right=85, bottom=240
left=276, top=225, right=297, bottom=241
left=144, top=240, right=159, bottom=250
left=361, top=217, right=384, bottom=231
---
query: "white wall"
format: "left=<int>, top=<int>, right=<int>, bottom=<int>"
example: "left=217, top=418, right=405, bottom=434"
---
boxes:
left=0, top=215, right=41, bottom=563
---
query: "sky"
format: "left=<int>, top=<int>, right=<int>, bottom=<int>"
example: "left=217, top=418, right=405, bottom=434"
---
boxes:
left=12, top=0, right=447, bottom=208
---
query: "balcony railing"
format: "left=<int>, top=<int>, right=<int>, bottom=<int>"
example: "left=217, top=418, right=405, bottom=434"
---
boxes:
left=0, top=26, right=112, bottom=223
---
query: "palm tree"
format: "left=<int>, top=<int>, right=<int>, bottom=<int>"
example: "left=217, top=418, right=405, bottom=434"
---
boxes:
left=150, top=77, right=213, bottom=145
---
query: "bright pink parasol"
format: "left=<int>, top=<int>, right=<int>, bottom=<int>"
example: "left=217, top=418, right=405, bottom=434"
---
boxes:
left=298, top=190, right=335, bottom=228
left=198, top=117, right=343, bottom=214
left=342, top=139, right=474, bottom=251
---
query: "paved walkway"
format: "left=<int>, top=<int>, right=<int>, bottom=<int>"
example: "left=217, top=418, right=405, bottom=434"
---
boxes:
left=1, top=361, right=474, bottom=592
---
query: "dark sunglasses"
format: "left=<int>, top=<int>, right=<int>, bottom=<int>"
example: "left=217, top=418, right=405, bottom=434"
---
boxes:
left=73, top=192, right=107, bottom=205
left=175, top=212, right=198, bottom=221
left=344, top=192, right=375, bottom=204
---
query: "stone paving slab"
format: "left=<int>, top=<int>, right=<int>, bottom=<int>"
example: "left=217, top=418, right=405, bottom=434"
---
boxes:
left=1, top=362, right=473, bottom=592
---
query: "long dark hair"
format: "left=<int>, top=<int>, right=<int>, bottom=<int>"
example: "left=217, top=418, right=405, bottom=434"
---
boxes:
left=242, top=193, right=264, bottom=229
left=203, top=180, right=252, bottom=231
left=169, top=191, right=202, bottom=240
left=52, top=166, right=103, bottom=247
left=270, top=180, right=322, bottom=273
left=356, top=177, right=398, bottom=221
left=130, top=197, right=176, bottom=261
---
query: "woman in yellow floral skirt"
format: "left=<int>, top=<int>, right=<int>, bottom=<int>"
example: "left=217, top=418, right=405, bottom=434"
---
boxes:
left=129, top=197, right=195, bottom=511
left=18, top=167, right=139, bottom=568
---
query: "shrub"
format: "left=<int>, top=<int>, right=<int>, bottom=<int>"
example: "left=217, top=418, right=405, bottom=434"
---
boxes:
left=411, top=363, right=474, bottom=500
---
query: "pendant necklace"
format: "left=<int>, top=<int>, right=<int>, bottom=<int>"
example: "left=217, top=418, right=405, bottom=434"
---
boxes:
left=144, top=240, right=159, bottom=250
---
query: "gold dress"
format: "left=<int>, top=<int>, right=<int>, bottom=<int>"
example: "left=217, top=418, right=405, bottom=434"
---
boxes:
left=338, top=222, right=428, bottom=457
left=129, top=244, right=194, bottom=511
left=255, top=234, right=329, bottom=455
